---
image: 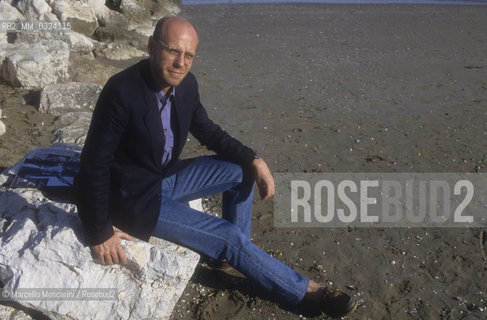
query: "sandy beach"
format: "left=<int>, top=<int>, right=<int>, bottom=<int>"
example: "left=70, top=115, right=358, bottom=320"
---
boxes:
left=1, top=3, right=487, bottom=320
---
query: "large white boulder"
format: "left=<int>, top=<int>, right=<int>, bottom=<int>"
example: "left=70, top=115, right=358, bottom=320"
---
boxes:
left=0, top=40, right=69, bottom=88
left=39, top=82, right=102, bottom=115
left=0, top=145, right=201, bottom=320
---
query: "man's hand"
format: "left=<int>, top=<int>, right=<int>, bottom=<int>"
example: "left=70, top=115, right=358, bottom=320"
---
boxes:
left=91, top=230, right=134, bottom=265
left=250, top=158, right=275, bottom=200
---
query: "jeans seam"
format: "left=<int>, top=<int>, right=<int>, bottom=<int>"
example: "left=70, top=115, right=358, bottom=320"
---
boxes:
left=172, top=179, right=242, bottom=202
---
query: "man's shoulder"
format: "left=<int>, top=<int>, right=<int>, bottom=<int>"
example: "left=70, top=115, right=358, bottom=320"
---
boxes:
left=105, top=59, right=150, bottom=90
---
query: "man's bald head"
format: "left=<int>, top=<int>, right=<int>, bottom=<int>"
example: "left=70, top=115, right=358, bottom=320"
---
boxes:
left=152, top=16, right=198, bottom=45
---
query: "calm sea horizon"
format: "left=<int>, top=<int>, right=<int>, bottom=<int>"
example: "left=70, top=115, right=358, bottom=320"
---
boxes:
left=183, top=0, right=487, bottom=5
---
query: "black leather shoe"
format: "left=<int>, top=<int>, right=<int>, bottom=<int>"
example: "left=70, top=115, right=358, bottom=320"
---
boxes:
left=319, top=286, right=357, bottom=317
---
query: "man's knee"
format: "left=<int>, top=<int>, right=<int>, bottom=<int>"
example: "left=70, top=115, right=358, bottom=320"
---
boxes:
left=218, top=222, right=247, bottom=251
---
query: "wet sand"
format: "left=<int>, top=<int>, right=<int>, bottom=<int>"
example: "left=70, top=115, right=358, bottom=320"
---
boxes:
left=1, top=3, right=487, bottom=320
left=172, top=4, right=487, bottom=320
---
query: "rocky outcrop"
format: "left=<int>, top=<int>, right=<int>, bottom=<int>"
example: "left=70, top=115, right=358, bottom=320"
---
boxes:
left=0, top=40, right=70, bottom=88
left=0, top=0, right=180, bottom=89
left=39, top=82, right=102, bottom=115
left=0, top=145, right=201, bottom=320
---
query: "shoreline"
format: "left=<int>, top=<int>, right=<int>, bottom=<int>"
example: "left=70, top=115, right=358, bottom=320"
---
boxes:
left=182, top=0, right=487, bottom=6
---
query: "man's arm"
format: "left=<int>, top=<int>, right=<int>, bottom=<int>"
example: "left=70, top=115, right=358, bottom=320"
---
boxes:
left=76, top=81, right=132, bottom=265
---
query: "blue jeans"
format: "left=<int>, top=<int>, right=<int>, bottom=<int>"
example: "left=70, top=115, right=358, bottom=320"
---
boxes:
left=152, top=156, right=309, bottom=305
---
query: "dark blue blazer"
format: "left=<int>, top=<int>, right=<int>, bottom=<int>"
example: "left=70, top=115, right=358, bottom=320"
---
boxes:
left=75, top=59, right=256, bottom=246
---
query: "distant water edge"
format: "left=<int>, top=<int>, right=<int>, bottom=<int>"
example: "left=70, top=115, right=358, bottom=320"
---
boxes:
left=182, top=0, right=487, bottom=5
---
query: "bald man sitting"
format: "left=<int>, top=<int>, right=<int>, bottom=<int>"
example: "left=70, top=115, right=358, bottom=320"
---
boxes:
left=75, top=17, right=357, bottom=317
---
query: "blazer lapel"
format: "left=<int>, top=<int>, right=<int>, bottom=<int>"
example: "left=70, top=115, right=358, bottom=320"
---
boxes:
left=172, top=86, right=189, bottom=161
left=142, top=77, right=164, bottom=167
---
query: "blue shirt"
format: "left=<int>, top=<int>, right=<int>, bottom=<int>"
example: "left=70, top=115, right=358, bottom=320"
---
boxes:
left=156, top=88, right=174, bottom=166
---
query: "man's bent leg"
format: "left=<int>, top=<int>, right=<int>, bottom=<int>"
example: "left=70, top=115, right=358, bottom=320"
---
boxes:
left=153, top=196, right=309, bottom=305
left=165, top=156, right=254, bottom=236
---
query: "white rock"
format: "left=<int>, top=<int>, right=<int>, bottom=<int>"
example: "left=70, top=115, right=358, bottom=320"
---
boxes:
left=0, top=40, right=69, bottom=88
left=93, top=42, right=147, bottom=60
left=51, top=0, right=98, bottom=37
left=0, top=305, right=33, bottom=320
left=53, top=112, right=92, bottom=145
left=0, top=145, right=201, bottom=320
left=0, top=1, right=24, bottom=20
left=39, top=82, right=102, bottom=115
left=15, top=0, right=52, bottom=20
left=55, top=30, right=93, bottom=54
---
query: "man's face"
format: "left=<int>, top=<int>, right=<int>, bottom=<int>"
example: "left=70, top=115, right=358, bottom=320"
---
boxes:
left=149, top=20, right=198, bottom=92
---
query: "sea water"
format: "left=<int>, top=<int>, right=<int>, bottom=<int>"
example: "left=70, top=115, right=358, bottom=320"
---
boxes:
left=183, top=0, right=487, bottom=5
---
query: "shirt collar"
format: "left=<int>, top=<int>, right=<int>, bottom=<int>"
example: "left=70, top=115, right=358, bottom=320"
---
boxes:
left=156, top=87, right=175, bottom=102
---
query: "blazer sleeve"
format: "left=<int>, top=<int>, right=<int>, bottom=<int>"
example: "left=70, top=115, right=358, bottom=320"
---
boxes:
left=75, top=80, right=130, bottom=246
left=188, top=78, right=257, bottom=166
